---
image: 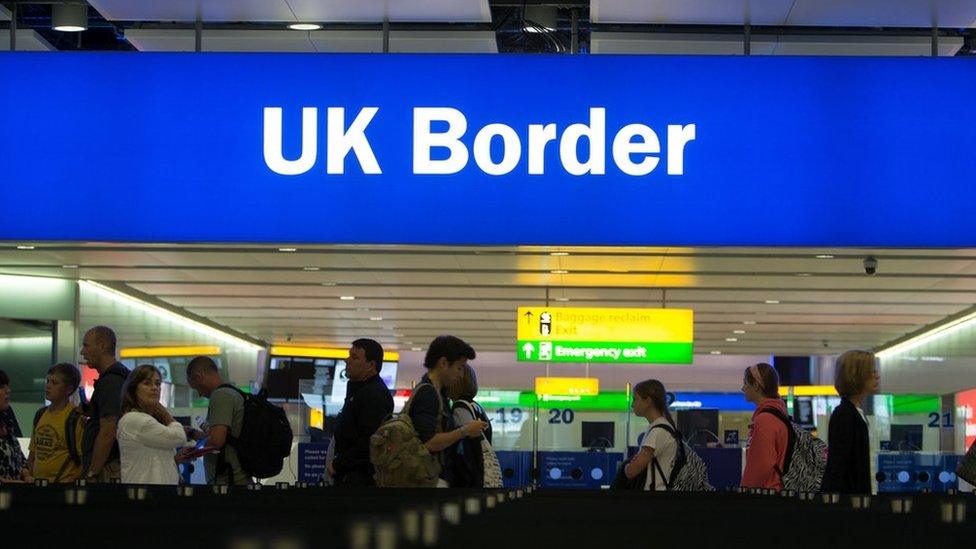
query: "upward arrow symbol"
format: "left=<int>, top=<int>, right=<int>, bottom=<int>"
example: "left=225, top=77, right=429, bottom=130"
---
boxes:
left=522, top=342, right=535, bottom=359
left=523, top=311, right=534, bottom=324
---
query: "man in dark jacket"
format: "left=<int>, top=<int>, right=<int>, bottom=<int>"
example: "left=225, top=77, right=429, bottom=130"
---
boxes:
left=328, top=338, right=393, bottom=486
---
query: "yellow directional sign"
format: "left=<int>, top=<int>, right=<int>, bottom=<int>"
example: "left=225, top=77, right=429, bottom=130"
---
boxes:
left=535, top=377, right=600, bottom=397
left=516, top=307, right=693, bottom=364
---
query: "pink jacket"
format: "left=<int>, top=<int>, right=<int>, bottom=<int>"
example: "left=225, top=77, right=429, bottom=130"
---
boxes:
left=741, top=398, right=789, bottom=489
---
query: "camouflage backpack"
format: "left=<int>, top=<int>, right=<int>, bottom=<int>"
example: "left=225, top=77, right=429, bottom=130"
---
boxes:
left=370, top=383, right=443, bottom=487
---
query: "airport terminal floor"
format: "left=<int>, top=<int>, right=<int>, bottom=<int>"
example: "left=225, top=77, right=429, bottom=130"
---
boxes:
left=4, top=1, right=976, bottom=548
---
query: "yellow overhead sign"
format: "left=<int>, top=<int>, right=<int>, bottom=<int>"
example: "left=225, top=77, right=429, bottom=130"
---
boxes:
left=535, top=377, right=600, bottom=397
left=517, top=307, right=694, bottom=364
left=120, top=345, right=221, bottom=358
left=270, top=346, right=401, bottom=362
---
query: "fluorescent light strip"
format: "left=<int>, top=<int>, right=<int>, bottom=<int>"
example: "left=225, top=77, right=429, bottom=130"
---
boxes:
left=80, top=280, right=263, bottom=352
left=876, top=309, right=976, bottom=360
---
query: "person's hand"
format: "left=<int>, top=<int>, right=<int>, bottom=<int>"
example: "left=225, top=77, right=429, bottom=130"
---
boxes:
left=147, top=402, right=173, bottom=425
left=461, top=420, right=488, bottom=438
left=174, top=447, right=195, bottom=464
left=184, top=426, right=206, bottom=441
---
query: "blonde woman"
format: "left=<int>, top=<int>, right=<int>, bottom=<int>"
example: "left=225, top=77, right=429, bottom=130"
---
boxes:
left=821, top=350, right=880, bottom=494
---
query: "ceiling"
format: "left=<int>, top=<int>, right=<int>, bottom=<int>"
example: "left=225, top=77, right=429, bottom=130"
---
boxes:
left=3, top=1, right=974, bottom=55
left=2, top=243, right=975, bottom=357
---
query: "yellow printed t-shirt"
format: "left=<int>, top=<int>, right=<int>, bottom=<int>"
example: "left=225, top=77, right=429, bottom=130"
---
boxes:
left=30, top=405, right=83, bottom=482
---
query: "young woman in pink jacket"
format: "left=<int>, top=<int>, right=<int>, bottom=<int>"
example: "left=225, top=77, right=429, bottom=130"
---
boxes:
left=741, top=363, right=789, bottom=489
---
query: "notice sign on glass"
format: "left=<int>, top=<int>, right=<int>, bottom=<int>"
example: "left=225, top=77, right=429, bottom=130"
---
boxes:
left=516, top=307, right=693, bottom=364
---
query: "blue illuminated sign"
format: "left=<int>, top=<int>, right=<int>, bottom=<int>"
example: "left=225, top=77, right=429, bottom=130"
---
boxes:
left=1, top=53, right=975, bottom=246
left=671, top=392, right=753, bottom=412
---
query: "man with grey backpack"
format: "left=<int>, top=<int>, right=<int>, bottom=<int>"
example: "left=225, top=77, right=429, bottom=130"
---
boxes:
left=370, top=335, right=486, bottom=487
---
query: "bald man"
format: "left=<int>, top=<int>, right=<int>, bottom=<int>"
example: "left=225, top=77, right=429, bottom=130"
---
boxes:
left=79, top=326, right=130, bottom=481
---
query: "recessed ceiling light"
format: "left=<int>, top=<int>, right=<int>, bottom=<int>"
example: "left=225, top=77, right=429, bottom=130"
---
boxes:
left=764, top=300, right=780, bottom=304
left=710, top=351, right=722, bottom=355
left=411, top=347, right=422, bottom=351
left=554, top=297, right=570, bottom=302
left=321, top=282, right=336, bottom=286
left=550, top=252, right=570, bottom=256
left=796, top=273, right=812, bottom=277
left=278, top=247, right=297, bottom=252
left=733, top=330, right=746, bottom=334
left=339, top=296, right=356, bottom=301
left=405, top=341, right=413, bottom=345
left=743, top=321, right=757, bottom=325
left=16, top=245, right=35, bottom=250
left=288, top=23, right=322, bottom=31
left=815, top=254, right=834, bottom=259
left=369, top=317, right=383, bottom=321
left=62, top=264, right=79, bottom=269
left=725, top=338, right=738, bottom=342
left=302, top=266, right=320, bottom=271
left=52, top=3, right=87, bottom=32
left=550, top=269, right=569, bottom=274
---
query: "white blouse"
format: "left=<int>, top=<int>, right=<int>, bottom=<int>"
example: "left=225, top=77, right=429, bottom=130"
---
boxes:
left=117, top=412, right=193, bottom=485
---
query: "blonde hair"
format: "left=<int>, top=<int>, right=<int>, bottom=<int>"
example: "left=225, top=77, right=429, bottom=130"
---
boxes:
left=834, top=350, right=877, bottom=398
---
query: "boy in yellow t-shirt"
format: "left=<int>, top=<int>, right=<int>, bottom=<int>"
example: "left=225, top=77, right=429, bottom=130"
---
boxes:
left=29, top=363, right=84, bottom=483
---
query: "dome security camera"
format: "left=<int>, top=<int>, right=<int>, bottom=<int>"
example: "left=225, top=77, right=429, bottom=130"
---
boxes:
left=863, top=256, right=878, bottom=276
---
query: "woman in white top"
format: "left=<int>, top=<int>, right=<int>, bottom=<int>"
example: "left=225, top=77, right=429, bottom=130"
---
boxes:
left=623, top=379, right=679, bottom=491
left=117, top=364, right=192, bottom=485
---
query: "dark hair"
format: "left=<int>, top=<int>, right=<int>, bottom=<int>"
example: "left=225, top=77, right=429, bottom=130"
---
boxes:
left=186, top=355, right=219, bottom=377
left=423, top=335, right=476, bottom=369
left=352, top=338, right=384, bottom=373
left=633, top=379, right=673, bottom=423
left=87, top=326, right=117, bottom=354
left=0, top=369, right=8, bottom=387
left=743, top=363, right=781, bottom=400
left=122, top=364, right=163, bottom=422
left=449, top=363, right=479, bottom=402
left=48, top=363, right=81, bottom=393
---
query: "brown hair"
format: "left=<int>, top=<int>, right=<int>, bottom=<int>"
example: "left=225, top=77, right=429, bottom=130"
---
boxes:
left=48, top=363, right=81, bottom=393
left=633, top=379, right=673, bottom=423
left=834, top=350, right=877, bottom=398
left=743, top=363, right=781, bottom=400
left=449, top=363, right=479, bottom=402
left=122, top=364, right=163, bottom=420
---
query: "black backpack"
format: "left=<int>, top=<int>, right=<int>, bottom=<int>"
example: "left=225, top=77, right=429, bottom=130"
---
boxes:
left=218, top=385, right=293, bottom=479
left=32, top=405, right=83, bottom=481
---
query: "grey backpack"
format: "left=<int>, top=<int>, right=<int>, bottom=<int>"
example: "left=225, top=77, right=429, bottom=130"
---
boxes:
left=758, top=408, right=827, bottom=491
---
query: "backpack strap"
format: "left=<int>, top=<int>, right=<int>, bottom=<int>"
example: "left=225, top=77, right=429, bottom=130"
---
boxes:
left=756, top=407, right=796, bottom=478
left=33, top=406, right=47, bottom=430
left=648, top=422, right=686, bottom=491
left=65, top=407, right=82, bottom=466
left=404, top=383, right=446, bottom=431
left=453, top=400, right=487, bottom=442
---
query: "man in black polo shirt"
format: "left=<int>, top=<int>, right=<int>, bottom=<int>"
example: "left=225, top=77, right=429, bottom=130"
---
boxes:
left=329, top=339, right=394, bottom=486
left=79, top=326, right=130, bottom=482
left=408, top=335, right=487, bottom=487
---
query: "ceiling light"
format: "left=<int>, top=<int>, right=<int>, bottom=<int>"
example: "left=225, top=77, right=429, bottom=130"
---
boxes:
left=16, top=245, right=35, bottom=250
left=550, top=269, right=569, bottom=274
left=764, top=300, right=780, bottom=304
left=339, top=296, right=355, bottom=301
left=725, top=338, right=738, bottom=342
left=62, top=264, right=79, bottom=269
left=321, top=282, right=336, bottom=286
left=550, top=252, right=570, bottom=256
left=710, top=351, right=722, bottom=355
left=278, top=247, right=297, bottom=252
left=302, top=266, right=320, bottom=271
left=369, top=317, right=383, bottom=321
left=288, top=23, right=322, bottom=31
left=815, top=254, right=834, bottom=259
left=743, top=321, right=757, bottom=325
left=733, top=330, right=746, bottom=334
left=796, top=273, right=812, bottom=277
left=554, top=297, right=570, bottom=302
left=52, top=3, right=87, bottom=32
left=411, top=347, right=422, bottom=351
